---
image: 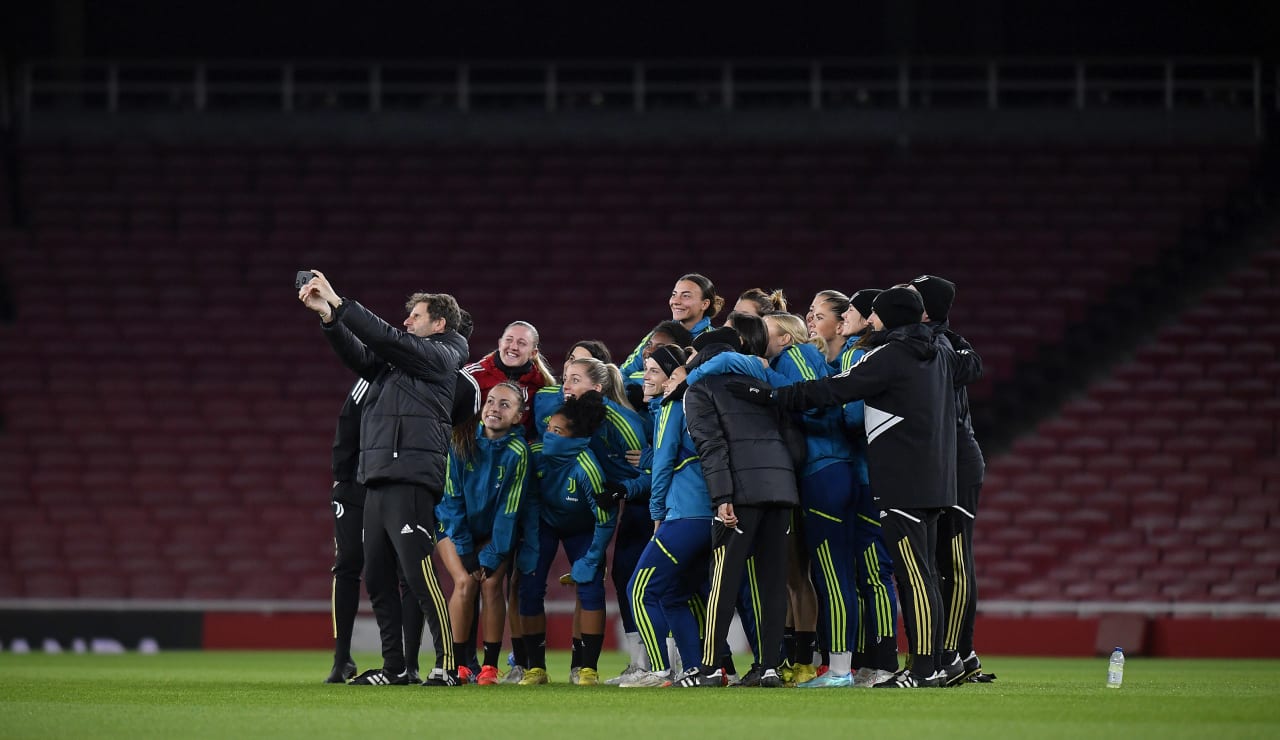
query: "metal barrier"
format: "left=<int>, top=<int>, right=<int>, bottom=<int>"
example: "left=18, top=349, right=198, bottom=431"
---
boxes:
left=16, top=57, right=1275, bottom=134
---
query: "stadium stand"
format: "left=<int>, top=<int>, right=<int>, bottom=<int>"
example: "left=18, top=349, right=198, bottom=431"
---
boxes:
left=980, top=244, right=1280, bottom=604
left=0, top=142, right=1271, bottom=602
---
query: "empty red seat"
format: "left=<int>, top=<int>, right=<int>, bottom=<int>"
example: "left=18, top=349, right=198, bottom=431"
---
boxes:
left=2, top=141, right=1267, bottom=606
left=1112, top=580, right=1161, bottom=598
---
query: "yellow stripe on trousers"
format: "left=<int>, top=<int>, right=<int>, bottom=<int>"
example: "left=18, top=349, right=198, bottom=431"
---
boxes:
left=689, top=594, right=707, bottom=639
left=655, top=538, right=679, bottom=565
left=864, top=546, right=895, bottom=638
left=420, top=557, right=455, bottom=669
left=746, top=556, right=764, bottom=661
left=331, top=575, right=338, bottom=639
left=944, top=532, right=968, bottom=651
left=895, top=537, right=931, bottom=656
left=815, top=540, right=847, bottom=653
left=702, top=546, right=727, bottom=668
left=631, top=567, right=664, bottom=669
left=855, top=598, right=866, bottom=654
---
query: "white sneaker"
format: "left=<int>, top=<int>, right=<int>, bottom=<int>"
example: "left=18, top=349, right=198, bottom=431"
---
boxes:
left=605, top=664, right=645, bottom=686
left=866, top=669, right=903, bottom=687
left=569, top=667, right=581, bottom=685
left=852, top=667, right=875, bottom=687
left=619, top=670, right=673, bottom=688
left=502, top=665, right=526, bottom=684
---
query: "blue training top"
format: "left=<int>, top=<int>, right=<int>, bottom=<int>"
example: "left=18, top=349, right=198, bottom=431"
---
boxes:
left=649, top=396, right=713, bottom=522
left=439, top=425, right=530, bottom=572
left=770, top=342, right=853, bottom=477
left=528, top=432, right=617, bottom=573
left=619, top=315, right=713, bottom=387
left=837, top=339, right=871, bottom=486
left=534, top=392, right=650, bottom=500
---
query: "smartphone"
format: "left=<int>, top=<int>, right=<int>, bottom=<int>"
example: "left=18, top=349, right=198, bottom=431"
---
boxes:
left=295, top=270, right=315, bottom=290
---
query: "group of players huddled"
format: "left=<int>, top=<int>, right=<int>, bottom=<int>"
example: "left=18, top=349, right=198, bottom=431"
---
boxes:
left=300, top=269, right=997, bottom=690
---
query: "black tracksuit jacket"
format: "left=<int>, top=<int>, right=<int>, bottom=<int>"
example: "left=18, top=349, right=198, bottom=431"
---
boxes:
left=322, top=299, right=468, bottom=496
left=773, top=323, right=982, bottom=511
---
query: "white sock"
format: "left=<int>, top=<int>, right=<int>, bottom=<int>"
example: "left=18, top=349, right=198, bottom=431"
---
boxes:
left=666, top=636, right=681, bottom=675
left=626, top=632, right=650, bottom=671
left=830, top=651, right=853, bottom=675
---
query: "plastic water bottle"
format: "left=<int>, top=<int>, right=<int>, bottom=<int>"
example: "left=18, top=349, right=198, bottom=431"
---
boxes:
left=1106, top=647, right=1125, bottom=689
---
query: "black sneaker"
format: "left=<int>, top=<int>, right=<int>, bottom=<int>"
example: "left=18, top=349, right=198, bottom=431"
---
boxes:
left=421, top=668, right=462, bottom=686
left=731, top=665, right=763, bottom=687
left=872, top=670, right=942, bottom=689
left=349, top=668, right=413, bottom=686
left=963, top=652, right=997, bottom=683
left=675, top=667, right=723, bottom=687
left=325, top=660, right=357, bottom=684
left=758, top=668, right=783, bottom=688
left=940, top=654, right=966, bottom=687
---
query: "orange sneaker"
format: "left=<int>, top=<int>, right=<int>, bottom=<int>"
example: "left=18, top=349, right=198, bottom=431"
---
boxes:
left=457, top=665, right=475, bottom=684
left=477, top=665, right=501, bottom=685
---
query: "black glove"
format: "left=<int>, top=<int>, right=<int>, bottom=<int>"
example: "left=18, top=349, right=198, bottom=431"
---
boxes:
left=460, top=551, right=481, bottom=574
left=726, top=380, right=775, bottom=406
left=625, top=382, right=647, bottom=411
left=605, top=480, right=629, bottom=501
left=592, top=480, right=628, bottom=506
left=943, top=328, right=973, bottom=352
left=661, top=380, right=688, bottom=404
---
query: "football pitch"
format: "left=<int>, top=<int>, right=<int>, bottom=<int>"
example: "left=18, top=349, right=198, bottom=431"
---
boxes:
left=2, top=652, right=1278, bottom=739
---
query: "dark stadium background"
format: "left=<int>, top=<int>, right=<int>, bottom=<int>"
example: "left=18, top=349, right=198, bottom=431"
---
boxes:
left=0, top=1, right=1277, bottom=658
left=3, top=1, right=1278, bottom=61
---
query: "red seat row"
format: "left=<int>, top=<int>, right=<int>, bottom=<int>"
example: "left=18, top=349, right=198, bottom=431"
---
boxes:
left=0, top=143, right=1269, bottom=602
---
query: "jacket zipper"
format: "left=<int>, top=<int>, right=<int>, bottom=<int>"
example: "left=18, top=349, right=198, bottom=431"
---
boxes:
left=393, top=418, right=402, bottom=459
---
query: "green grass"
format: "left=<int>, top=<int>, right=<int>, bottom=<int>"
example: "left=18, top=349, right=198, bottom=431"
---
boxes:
left=2, top=652, right=1279, bottom=739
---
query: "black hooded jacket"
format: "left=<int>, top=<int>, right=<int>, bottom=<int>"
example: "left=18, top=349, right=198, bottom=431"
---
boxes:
left=683, top=344, right=800, bottom=509
left=323, top=299, right=469, bottom=495
left=931, top=322, right=985, bottom=472
left=773, top=323, right=981, bottom=510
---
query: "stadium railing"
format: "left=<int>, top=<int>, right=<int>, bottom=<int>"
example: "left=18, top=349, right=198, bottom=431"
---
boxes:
left=14, top=57, right=1274, bottom=136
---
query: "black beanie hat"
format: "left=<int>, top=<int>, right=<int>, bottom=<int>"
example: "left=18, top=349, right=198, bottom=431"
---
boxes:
left=652, top=320, right=694, bottom=351
left=872, top=287, right=925, bottom=330
left=848, top=289, right=882, bottom=320
left=649, top=344, right=687, bottom=378
left=692, top=326, right=742, bottom=354
left=910, top=274, right=956, bottom=322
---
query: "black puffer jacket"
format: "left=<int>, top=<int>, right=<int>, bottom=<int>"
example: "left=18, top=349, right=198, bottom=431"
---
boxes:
left=323, top=299, right=469, bottom=495
left=683, top=345, right=800, bottom=509
left=774, top=323, right=981, bottom=510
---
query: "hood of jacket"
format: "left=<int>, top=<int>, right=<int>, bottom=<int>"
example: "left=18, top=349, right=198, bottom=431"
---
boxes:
left=436, top=329, right=471, bottom=370
left=540, top=431, right=592, bottom=462
left=886, top=322, right=938, bottom=361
